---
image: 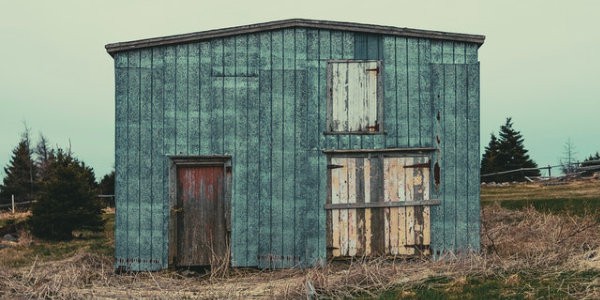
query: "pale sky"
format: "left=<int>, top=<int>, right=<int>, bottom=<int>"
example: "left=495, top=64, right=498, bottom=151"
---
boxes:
left=1, top=0, right=599, bottom=179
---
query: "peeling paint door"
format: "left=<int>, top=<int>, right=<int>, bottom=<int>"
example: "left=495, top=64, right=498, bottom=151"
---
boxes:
left=327, top=155, right=432, bottom=257
left=176, top=165, right=228, bottom=266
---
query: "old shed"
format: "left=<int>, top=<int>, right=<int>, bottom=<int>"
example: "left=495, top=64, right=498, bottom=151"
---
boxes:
left=105, top=19, right=484, bottom=271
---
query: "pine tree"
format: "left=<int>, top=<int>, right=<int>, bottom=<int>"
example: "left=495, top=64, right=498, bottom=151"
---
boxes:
left=480, top=118, right=540, bottom=182
left=480, top=133, right=500, bottom=182
left=29, top=149, right=104, bottom=240
left=0, top=131, right=37, bottom=205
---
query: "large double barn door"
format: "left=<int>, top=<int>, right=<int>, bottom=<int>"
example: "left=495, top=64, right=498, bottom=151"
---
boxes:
left=327, top=154, right=436, bottom=257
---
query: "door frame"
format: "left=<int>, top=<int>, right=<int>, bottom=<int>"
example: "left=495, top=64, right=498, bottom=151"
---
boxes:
left=167, top=155, right=232, bottom=266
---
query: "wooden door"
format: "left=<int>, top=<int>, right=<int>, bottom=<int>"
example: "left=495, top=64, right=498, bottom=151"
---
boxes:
left=327, top=155, right=435, bottom=258
left=176, top=165, right=228, bottom=266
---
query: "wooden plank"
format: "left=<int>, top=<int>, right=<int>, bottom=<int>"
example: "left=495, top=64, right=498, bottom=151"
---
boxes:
left=467, top=63, right=480, bottom=250
left=198, top=42, right=211, bottom=154
left=396, top=37, right=409, bottom=147
left=365, top=61, right=379, bottom=131
left=114, top=53, right=128, bottom=268
left=407, top=38, right=420, bottom=147
left=320, top=30, right=335, bottom=149
left=305, top=29, right=320, bottom=265
left=223, top=37, right=235, bottom=76
left=270, top=30, right=284, bottom=267
left=429, top=64, right=444, bottom=257
left=282, top=29, right=296, bottom=266
left=139, top=49, right=153, bottom=270
left=431, top=41, right=442, bottom=64
left=383, top=157, right=399, bottom=255
left=233, top=76, right=248, bottom=266
left=330, top=157, right=342, bottom=257
left=422, top=156, right=432, bottom=251
left=362, top=158, right=372, bottom=255
left=188, top=43, right=200, bottom=155
left=455, top=64, right=468, bottom=251
left=443, top=64, right=457, bottom=252
left=211, top=77, right=224, bottom=154
left=369, top=155, right=384, bottom=254
left=163, top=46, right=177, bottom=264
left=257, top=32, right=272, bottom=268
left=347, top=158, right=358, bottom=256
left=210, top=40, right=224, bottom=153
left=175, top=44, right=188, bottom=155
left=466, top=44, right=478, bottom=64
left=151, top=47, right=165, bottom=268
left=453, top=42, right=466, bottom=64
left=126, top=51, right=141, bottom=270
left=322, top=147, right=436, bottom=154
left=235, top=35, right=248, bottom=76
left=404, top=156, right=415, bottom=255
left=247, top=34, right=259, bottom=76
left=294, top=29, right=308, bottom=265
left=342, top=31, right=354, bottom=59
left=367, top=34, right=381, bottom=60
left=332, top=62, right=348, bottom=131
left=325, top=200, right=441, bottom=209
left=330, top=31, right=343, bottom=59
left=353, top=32, right=367, bottom=59
left=223, top=77, right=235, bottom=154
left=397, top=157, right=408, bottom=255
left=411, top=156, right=425, bottom=251
left=383, top=37, right=397, bottom=148
left=338, top=157, right=349, bottom=256
left=419, top=39, right=433, bottom=147
left=246, top=37, right=260, bottom=266
left=442, top=41, right=454, bottom=64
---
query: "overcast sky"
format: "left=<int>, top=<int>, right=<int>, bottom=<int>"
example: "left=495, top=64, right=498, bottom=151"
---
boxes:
left=1, top=0, right=599, bottom=179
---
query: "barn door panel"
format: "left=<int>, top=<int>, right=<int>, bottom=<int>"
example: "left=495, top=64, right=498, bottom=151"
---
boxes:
left=327, top=154, right=432, bottom=258
left=176, top=165, right=228, bottom=266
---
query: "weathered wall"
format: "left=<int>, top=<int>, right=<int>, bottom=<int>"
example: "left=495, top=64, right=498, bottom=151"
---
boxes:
left=114, top=28, right=480, bottom=270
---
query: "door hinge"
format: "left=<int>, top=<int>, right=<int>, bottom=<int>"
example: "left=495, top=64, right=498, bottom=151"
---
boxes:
left=366, top=67, right=380, bottom=74
left=404, top=160, right=431, bottom=169
left=327, top=164, right=344, bottom=169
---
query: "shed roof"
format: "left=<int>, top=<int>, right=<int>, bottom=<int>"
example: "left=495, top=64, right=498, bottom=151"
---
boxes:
left=105, top=19, right=485, bottom=56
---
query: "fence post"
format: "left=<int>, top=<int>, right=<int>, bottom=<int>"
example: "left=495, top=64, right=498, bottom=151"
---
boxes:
left=11, top=194, right=15, bottom=214
left=548, top=165, right=551, bottom=178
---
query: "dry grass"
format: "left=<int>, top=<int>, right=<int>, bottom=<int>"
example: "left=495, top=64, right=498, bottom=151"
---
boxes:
left=1, top=204, right=599, bottom=299
left=481, top=178, right=600, bottom=201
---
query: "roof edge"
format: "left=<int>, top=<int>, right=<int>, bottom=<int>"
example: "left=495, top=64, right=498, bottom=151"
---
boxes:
left=105, top=19, right=485, bottom=56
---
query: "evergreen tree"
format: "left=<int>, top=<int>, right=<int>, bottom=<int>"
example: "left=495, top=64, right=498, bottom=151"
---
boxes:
left=480, top=133, right=500, bottom=182
left=581, top=152, right=600, bottom=177
left=29, top=149, right=104, bottom=240
left=481, top=118, right=540, bottom=182
left=0, top=131, right=37, bottom=205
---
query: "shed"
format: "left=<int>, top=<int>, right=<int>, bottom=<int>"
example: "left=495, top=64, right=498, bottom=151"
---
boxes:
left=105, top=19, right=484, bottom=271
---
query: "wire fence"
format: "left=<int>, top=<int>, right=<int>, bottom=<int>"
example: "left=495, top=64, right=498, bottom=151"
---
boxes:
left=0, top=195, right=115, bottom=213
left=481, top=159, right=600, bottom=180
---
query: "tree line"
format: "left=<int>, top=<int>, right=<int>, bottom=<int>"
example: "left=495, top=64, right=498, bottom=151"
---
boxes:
left=0, top=128, right=114, bottom=240
left=481, top=118, right=600, bottom=182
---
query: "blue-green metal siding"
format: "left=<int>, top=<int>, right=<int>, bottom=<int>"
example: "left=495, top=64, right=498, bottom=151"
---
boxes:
left=114, top=29, right=480, bottom=271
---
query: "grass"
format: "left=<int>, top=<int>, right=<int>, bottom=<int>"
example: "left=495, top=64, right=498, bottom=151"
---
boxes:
left=481, top=179, right=600, bottom=217
left=0, top=211, right=114, bottom=268
left=0, top=180, right=599, bottom=298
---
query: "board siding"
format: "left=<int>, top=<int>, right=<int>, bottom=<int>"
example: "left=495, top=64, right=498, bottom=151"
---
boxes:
left=113, top=29, right=481, bottom=270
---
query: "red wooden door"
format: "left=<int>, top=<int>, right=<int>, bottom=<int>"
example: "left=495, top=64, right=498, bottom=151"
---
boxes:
left=176, top=165, right=227, bottom=266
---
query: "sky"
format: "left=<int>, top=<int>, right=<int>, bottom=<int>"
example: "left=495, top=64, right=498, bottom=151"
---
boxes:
left=1, top=0, right=599, bottom=179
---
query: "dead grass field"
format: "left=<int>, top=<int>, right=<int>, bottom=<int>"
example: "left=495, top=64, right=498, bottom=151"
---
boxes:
left=1, top=180, right=600, bottom=299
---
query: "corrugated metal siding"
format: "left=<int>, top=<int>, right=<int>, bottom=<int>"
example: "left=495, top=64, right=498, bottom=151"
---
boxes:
left=114, top=28, right=480, bottom=271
